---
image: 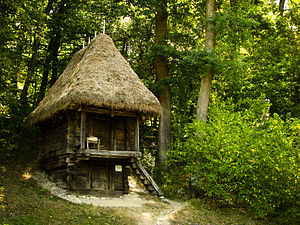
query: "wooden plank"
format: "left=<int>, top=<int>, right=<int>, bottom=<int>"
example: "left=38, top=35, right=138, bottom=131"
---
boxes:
left=87, top=117, right=94, bottom=136
left=80, top=111, right=86, bottom=150
left=81, top=149, right=141, bottom=158
left=123, top=165, right=129, bottom=193
left=135, top=118, right=140, bottom=152
left=110, top=165, right=114, bottom=190
left=87, top=164, right=92, bottom=189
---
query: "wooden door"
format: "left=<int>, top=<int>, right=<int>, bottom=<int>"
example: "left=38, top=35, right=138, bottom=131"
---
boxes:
left=93, top=119, right=111, bottom=150
left=90, top=164, right=109, bottom=190
left=113, top=164, right=124, bottom=191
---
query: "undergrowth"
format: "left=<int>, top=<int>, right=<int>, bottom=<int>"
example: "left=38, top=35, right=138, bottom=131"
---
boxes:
left=167, top=97, right=299, bottom=224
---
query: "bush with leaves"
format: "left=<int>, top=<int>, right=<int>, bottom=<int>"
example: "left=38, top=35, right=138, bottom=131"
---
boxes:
left=168, top=98, right=299, bottom=223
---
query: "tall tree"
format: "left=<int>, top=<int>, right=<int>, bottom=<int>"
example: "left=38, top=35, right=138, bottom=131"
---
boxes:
left=20, top=0, right=54, bottom=105
left=155, top=0, right=171, bottom=164
left=38, top=0, right=69, bottom=101
left=20, top=34, right=40, bottom=105
left=196, top=0, right=215, bottom=121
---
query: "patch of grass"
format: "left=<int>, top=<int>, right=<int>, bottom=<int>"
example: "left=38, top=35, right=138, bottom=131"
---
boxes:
left=170, top=199, right=268, bottom=225
left=0, top=164, right=132, bottom=225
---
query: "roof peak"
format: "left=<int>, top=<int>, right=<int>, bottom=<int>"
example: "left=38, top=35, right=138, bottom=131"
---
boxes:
left=28, top=34, right=161, bottom=124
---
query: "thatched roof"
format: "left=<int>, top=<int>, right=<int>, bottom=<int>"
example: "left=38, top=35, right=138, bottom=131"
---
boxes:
left=28, top=34, right=161, bottom=125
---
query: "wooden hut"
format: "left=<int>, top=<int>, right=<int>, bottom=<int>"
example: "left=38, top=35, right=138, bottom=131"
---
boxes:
left=28, top=34, right=163, bottom=196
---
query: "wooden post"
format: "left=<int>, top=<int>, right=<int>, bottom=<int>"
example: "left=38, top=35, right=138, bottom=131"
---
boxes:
left=135, top=117, right=140, bottom=152
left=108, top=164, right=115, bottom=190
left=87, top=164, right=92, bottom=189
left=80, top=111, right=86, bottom=149
left=125, top=119, right=128, bottom=151
left=113, top=121, right=117, bottom=151
left=67, top=113, right=75, bottom=154
left=110, top=119, right=117, bottom=151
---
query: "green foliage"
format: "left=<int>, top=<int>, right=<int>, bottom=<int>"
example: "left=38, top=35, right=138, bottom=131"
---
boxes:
left=214, top=1, right=300, bottom=118
left=168, top=98, right=299, bottom=222
left=0, top=0, right=299, bottom=223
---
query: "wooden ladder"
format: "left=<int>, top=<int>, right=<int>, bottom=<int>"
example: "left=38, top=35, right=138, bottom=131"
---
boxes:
left=129, top=158, right=164, bottom=197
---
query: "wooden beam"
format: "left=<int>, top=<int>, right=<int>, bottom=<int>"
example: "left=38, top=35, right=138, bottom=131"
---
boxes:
left=80, top=149, right=142, bottom=158
left=135, top=117, right=140, bottom=151
left=80, top=111, right=86, bottom=150
left=84, top=107, right=138, bottom=117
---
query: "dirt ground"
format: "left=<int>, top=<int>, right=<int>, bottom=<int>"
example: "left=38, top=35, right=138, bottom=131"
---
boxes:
left=31, top=171, right=185, bottom=225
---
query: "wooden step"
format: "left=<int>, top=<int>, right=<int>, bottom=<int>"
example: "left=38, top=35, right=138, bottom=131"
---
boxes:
left=130, top=159, right=164, bottom=197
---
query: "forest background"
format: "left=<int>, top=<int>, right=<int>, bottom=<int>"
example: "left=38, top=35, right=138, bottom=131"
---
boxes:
left=0, top=0, right=299, bottom=224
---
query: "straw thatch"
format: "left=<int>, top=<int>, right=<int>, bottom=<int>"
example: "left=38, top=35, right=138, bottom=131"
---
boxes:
left=28, top=34, right=161, bottom=125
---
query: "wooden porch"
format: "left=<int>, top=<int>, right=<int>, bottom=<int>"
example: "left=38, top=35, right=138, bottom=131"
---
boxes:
left=79, top=109, right=141, bottom=154
left=78, top=149, right=142, bottom=159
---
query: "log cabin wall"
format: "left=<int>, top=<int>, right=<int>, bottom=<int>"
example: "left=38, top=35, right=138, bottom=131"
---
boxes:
left=39, top=115, right=68, bottom=187
left=66, top=111, right=81, bottom=187
left=39, top=110, right=137, bottom=195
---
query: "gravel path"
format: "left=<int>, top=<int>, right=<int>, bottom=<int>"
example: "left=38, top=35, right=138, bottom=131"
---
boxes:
left=31, top=171, right=155, bottom=207
left=155, top=200, right=184, bottom=225
left=139, top=199, right=185, bottom=225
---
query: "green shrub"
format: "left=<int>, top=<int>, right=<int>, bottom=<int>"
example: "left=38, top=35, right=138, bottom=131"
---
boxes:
left=168, top=98, right=299, bottom=223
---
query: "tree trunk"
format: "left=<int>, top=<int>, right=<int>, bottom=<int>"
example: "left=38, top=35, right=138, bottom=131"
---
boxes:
left=49, top=31, right=61, bottom=86
left=196, top=0, right=215, bottom=121
left=38, top=31, right=61, bottom=101
left=38, top=60, right=49, bottom=102
left=121, top=37, right=128, bottom=57
left=279, top=0, right=285, bottom=16
left=20, top=34, right=39, bottom=104
left=34, top=0, right=55, bottom=103
left=155, top=0, right=171, bottom=165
